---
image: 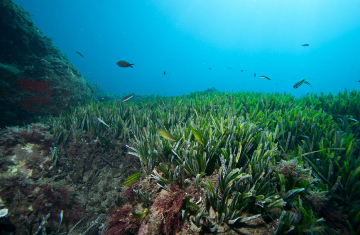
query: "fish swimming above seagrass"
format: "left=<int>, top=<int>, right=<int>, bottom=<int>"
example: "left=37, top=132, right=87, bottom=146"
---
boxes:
left=122, top=94, right=135, bottom=102
left=259, top=76, right=271, bottom=80
left=293, top=79, right=311, bottom=89
left=116, top=60, right=134, bottom=68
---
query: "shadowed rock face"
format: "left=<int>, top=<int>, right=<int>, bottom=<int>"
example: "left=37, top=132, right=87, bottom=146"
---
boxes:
left=0, top=0, right=96, bottom=127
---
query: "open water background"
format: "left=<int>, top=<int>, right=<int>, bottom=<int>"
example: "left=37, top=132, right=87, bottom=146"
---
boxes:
left=14, top=0, right=360, bottom=97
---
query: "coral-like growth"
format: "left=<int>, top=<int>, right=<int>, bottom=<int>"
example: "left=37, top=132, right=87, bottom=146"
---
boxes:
left=277, top=159, right=314, bottom=183
left=31, top=184, right=83, bottom=230
left=0, top=174, right=34, bottom=202
left=121, top=182, right=139, bottom=204
left=151, top=184, right=186, bottom=235
left=321, top=206, right=347, bottom=231
left=105, top=204, right=139, bottom=235
left=0, top=123, right=53, bottom=151
left=0, top=174, right=83, bottom=233
left=14, top=78, right=52, bottom=95
left=14, top=78, right=53, bottom=113
left=0, top=124, right=55, bottom=181
left=305, top=191, right=328, bottom=212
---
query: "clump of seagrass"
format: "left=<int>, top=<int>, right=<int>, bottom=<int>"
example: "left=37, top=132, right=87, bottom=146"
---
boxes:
left=38, top=89, right=360, bottom=234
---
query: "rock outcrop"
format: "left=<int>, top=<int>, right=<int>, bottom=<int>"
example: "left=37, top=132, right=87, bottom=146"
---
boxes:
left=0, top=0, right=96, bottom=127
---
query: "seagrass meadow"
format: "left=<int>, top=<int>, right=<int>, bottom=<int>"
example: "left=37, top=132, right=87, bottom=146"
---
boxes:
left=1, top=89, right=360, bottom=234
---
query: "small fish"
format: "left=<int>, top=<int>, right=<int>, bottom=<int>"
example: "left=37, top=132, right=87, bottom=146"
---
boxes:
left=131, top=208, right=148, bottom=222
left=76, top=51, right=84, bottom=58
left=226, top=66, right=231, bottom=69
left=156, top=129, right=176, bottom=141
left=358, top=80, right=360, bottom=82
left=97, top=118, right=110, bottom=128
left=293, top=79, right=306, bottom=89
left=190, top=125, right=203, bottom=145
left=116, top=60, right=134, bottom=68
left=208, top=68, right=212, bottom=70
left=304, top=81, right=311, bottom=86
left=302, top=44, right=309, bottom=47
left=259, top=76, right=271, bottom=80
left=241, top=70, right=243, bottom=72
left=123, top=171, right=141, bottom=186
left=58, top=210, right=63, bottom=232
left=122, top=94, right=135, bottom=102
left=254, top=72, right=256, bottom=77
left=164, top=71, right=166, bottom=75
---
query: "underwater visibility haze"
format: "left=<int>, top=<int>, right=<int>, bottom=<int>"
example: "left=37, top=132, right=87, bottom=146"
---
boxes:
left=13, top=0, right=360, bottom=96
left=2, top=0, right=360, bottom=234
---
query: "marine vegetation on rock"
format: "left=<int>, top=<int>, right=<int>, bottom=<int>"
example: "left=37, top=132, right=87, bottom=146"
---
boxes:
left=0, top=0, right=97, bottom=127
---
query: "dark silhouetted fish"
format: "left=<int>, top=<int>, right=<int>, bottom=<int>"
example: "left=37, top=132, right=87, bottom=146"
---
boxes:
left=302, top=44, right=309, bottom=47
left=259, top=76, right=271, bottom=80
left=254, top=72, right=256, bottom=77
left=241, top=70, right=243, bottom=72
left=293, top=79, right=306, bottom=89
left=76, top=51, right=84, bottom=58
left=164, top=71, right=166, bottom=75
left=208, top=68, right=212, bottom=70
left=122, top=94, right=135, bottom=102
left=117, top=60, right=134, bottom=68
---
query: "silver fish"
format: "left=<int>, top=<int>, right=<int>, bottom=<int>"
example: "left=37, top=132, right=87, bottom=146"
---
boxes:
left=122, top=94, right=135, bottom=102
left=97, top=118, right=110, bottom=128
left=259, top=76, right=271, bottom=80
left=304, top=81, right=311, bottom=86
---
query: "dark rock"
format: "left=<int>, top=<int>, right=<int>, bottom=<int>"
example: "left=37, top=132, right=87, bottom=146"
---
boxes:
left=0, top=0, right=96, bottom=127
left=203, top=87, right=219, bottom=93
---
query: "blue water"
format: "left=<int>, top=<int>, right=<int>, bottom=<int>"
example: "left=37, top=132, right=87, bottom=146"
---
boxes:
left=14, top=0, right=360, bottom=97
